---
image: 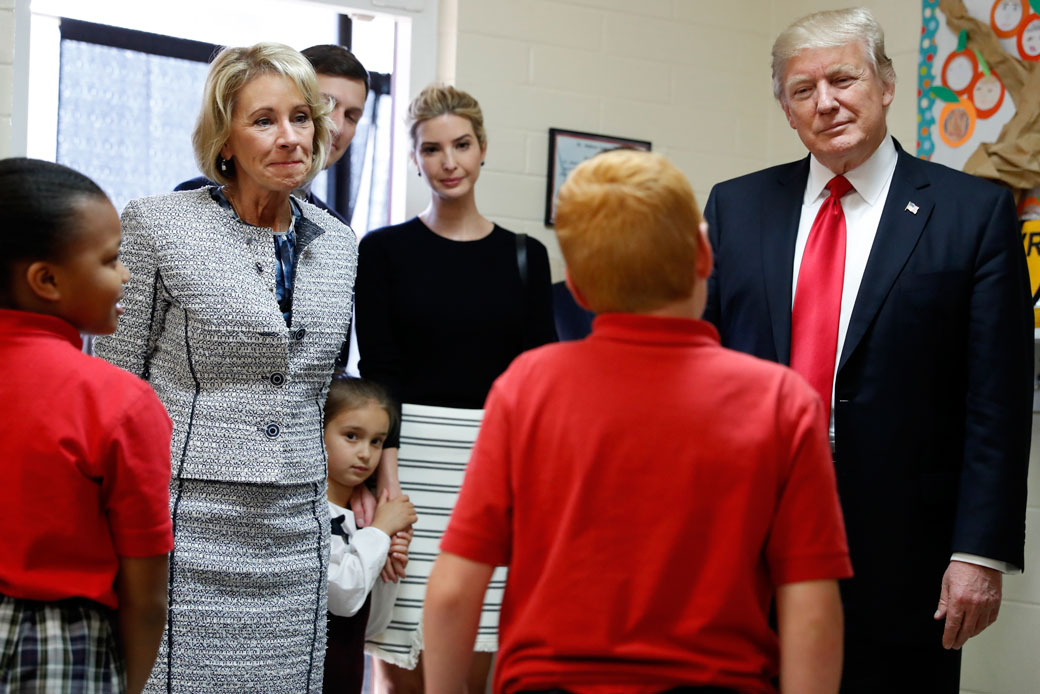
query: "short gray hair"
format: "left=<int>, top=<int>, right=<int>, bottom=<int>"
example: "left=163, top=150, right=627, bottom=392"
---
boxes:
left=192, top=42, right=332, bottom=186
left=772, top=7, right=896, bottom=103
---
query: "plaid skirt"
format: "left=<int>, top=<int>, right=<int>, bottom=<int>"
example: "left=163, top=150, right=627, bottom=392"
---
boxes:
left=0, top=593, right=125, bottom=693
left=365, top=404, right=507, bottom=669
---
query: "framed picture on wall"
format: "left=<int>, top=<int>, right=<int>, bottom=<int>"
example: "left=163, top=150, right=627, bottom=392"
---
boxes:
left=544, top=128, right=651, bottom=226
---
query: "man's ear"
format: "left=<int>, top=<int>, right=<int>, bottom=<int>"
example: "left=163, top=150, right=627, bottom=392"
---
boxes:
left=24, top=261, right=62, bottom=302
left=781, top=99, right=797, bottom=130
left=695, top=221, right=713, bottom=279
left=564, top=269, right=592, bottom=311
left=881, top=78, right=895, bottom=109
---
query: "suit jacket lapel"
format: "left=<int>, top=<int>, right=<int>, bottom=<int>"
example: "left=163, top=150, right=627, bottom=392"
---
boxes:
left=838, top=147, right=933, bottom=373
left=762, top=157, right=809, bottom=365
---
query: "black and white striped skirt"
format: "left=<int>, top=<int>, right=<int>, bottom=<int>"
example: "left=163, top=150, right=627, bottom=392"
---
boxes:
left=365, top=404, right=506, bottom=669
left=146, top=478, right=329, bottom=693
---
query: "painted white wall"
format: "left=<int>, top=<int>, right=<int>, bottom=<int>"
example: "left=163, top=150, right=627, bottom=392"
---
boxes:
left=451, top=0, right=772, bottom=278
left=449, top=0, right=922, bottom=280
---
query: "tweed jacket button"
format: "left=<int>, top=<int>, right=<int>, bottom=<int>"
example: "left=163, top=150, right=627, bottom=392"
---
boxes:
left=256, top=262, right=263, bottom=274
left=294, top=328, right=307, bottom=341
left=270, top=372, right=285, bottom=387
left=264, top=423, right=281, bottom=438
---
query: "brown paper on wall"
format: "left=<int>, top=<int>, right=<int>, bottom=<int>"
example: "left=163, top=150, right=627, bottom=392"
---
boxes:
left=939, top=0, right=1040, bottom=190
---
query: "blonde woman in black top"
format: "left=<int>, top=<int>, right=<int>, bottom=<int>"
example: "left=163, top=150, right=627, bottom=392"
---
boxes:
left=355, top=84, right=555, bottom=693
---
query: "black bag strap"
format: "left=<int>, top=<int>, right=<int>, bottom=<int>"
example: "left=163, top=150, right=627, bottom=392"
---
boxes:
left=515, top=232, right=530, bottom=348
left=515, top=232, right=529, bottom=290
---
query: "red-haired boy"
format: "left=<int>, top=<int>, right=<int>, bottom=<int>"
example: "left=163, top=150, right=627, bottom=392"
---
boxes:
left=423, top=150, right=852, bottom=694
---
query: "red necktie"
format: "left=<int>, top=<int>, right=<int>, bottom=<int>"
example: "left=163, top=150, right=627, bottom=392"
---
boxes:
left=790, top=175, right=853, bottom=424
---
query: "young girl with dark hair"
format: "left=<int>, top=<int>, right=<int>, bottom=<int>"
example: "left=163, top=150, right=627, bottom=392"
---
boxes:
left=322, top=376, right=415, bottom=694
left=0, top=158, right=173, bottom=694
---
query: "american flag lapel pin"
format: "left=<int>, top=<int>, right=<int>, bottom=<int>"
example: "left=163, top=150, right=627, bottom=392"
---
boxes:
left=905, top=201, right=919, bottom=215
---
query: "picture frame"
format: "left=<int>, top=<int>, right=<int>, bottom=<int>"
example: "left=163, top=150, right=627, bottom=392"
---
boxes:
left=544, top=128, right=652, bottom=226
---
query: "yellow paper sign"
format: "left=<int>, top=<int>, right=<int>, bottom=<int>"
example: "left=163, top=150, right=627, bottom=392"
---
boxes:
left=1021, top=219, right=1040, bottom=326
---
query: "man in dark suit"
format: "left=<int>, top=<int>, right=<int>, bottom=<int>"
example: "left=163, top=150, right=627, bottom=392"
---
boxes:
left=703, top=8, right=1032, bottom=693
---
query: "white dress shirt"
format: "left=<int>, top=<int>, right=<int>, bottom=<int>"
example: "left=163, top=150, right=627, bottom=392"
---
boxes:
left=327, top=500, right=400, bottom=636
left=792, top=135, right=897, bottom=406
left=791, top=135, right=1015, bottom=575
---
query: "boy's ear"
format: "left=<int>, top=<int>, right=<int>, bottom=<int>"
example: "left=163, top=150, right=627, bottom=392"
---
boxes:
left=24, top=261, right=62, bottom=302
left=564, top=269, right=592, bottom=311
left=694, top=221, right=713, bottom=280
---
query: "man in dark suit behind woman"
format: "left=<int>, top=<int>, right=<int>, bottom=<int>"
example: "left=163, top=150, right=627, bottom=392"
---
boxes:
left=703, top=7, right=1032, bottom=693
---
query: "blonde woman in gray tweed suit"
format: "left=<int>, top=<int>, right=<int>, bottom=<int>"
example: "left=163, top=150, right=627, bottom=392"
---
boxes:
left=95, top=43, right=356, bottom=693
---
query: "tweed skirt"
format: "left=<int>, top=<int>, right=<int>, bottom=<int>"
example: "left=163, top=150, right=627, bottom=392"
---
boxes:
left=365, top=404, right=507, bottom=669
left=146, top=478, right=329, bottom=693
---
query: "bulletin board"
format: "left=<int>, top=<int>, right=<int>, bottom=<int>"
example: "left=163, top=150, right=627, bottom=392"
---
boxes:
left=918, top=0, right=1040, bottom=322
left=916, top=0, right=1038, bottom=172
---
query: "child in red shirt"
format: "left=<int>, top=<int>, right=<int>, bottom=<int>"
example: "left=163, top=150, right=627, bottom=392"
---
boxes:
left=423, top=150, right=852, bottom=694
left=0, top=158, right=173, bottom=694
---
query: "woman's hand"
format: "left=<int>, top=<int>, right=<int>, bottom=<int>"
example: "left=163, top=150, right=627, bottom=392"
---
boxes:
left=372, top=490, right=417, bottom=537
left=374, top=446, right=406, bottom=581
left=348, top=484, right=377, bottom=528
left=376, top=447, right=403, bottom=500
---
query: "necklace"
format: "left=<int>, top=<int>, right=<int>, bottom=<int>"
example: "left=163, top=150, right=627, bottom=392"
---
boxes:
left=223, top=186, right=246, bottom=221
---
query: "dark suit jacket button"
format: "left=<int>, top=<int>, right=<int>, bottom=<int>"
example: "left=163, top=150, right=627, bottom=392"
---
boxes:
left=265, top=423, right=281, bottom=438
left=270, top=372, right=285, bottom=387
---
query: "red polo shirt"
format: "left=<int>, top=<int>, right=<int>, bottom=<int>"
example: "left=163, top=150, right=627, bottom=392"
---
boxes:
left=0, top=309, right=173, bottom=609
left=442, top=314, right=852, bottom=694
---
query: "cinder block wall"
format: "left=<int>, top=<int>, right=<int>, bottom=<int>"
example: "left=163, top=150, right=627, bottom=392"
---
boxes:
left=451, top=0, right=920, bottom=281
left=453, top=0, right=778, bottom=279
